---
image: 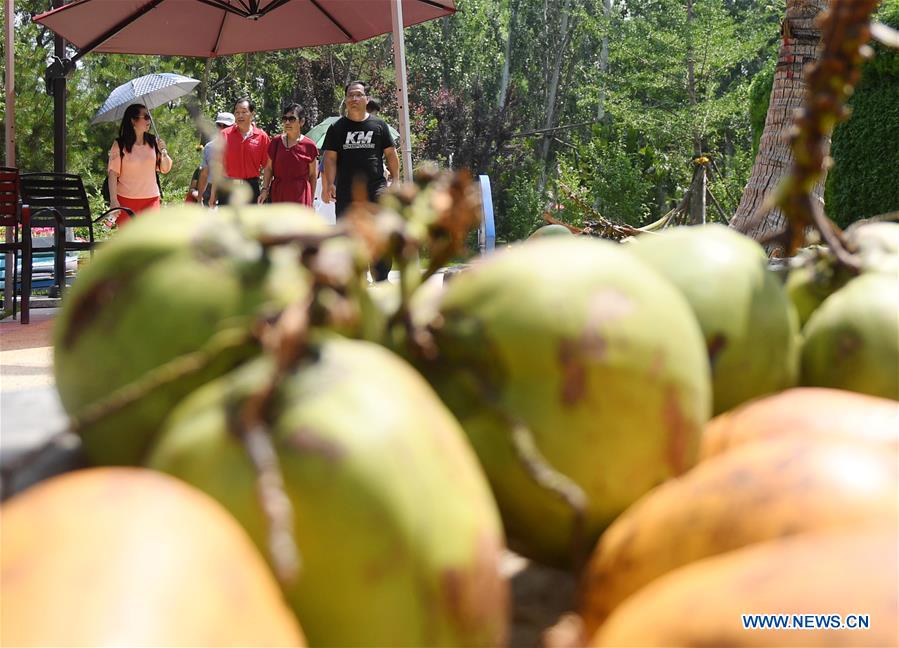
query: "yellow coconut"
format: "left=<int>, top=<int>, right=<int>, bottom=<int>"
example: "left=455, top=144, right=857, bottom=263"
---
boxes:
left=1, top=467, right=304, bottom=647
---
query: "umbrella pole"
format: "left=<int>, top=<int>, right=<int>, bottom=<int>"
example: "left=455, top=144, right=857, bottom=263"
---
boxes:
left=391, top=0, right=414, bottom=183
left=4, top=0, right=15, bottom=312
left=4, top=0, right=14, bottom=168
left=145, top=102, right=161, bottom=140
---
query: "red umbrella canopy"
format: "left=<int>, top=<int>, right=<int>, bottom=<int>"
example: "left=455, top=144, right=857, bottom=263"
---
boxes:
left=33, top=0, right=455, bottom=58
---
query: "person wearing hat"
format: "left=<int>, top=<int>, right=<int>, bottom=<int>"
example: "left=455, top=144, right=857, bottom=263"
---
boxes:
left=196, top=111, right=234, bottom=207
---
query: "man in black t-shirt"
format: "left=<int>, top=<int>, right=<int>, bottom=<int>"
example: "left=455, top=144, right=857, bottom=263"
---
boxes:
left=322, top=80, right=400, bottom=280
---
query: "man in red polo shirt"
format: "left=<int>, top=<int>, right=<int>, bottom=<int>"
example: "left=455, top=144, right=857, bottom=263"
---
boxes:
left=210, top=97, right=270, bottom=205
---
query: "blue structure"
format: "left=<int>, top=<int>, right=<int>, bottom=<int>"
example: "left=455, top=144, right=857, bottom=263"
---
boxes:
left=478, top=175, right=496, bottom=255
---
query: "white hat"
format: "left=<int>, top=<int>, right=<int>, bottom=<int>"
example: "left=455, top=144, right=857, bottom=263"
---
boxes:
left=215, top=112, right=235, bottom=126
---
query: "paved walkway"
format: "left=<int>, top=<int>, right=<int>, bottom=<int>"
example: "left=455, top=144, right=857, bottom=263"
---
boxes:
left=0, top=308, right=56, bottom=392
left=1, top=308, right=74, bottom=497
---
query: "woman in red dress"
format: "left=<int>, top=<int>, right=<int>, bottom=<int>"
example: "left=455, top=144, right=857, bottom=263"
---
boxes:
left=259, top=103, right=318, bottom=206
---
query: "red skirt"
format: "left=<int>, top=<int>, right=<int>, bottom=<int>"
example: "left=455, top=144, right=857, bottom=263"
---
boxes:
left=116, top=195, right=161, bottom=226
left=270, top=176, right=314, bottom=207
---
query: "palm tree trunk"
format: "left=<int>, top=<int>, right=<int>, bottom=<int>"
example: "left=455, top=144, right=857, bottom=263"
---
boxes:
left=730, top=0, right=828, bottom=244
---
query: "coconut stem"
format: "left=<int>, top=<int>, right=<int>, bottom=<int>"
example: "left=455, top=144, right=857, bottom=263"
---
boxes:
left=510, top=420, right=590, bottom=571
left=772, top=0, right=880, bottom=259
left=395, top=252, right=424, bottom=327
left=237, top=299, right=312, bottom=586
left=388, top=172, right=482, bottom=352
left=809, top=197, right=861, bottom=272
left=256, top=228, right=348, bottom=249
left=239, top=419, right=301, bottom=585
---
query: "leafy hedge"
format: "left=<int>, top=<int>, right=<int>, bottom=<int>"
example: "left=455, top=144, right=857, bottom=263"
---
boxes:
left=824, top=2, right=899, bottom=228
left=749, top=3, right=899, bottom=228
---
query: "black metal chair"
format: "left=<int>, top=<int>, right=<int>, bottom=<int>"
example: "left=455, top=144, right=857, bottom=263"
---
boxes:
left=0, top=167, right=33, bottom=324
left=19, top=173, right=132, bottom=297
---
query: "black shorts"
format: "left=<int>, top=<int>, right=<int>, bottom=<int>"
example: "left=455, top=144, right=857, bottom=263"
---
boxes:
left=335, top=183, right=387, bottom=218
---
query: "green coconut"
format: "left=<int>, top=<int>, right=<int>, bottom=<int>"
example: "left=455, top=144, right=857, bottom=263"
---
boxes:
left=528, top=224, right=575, bottom=240
left=786, top=222, right=899, bottom=327
left=849, top=221, right=899, bottom=276
left=785, top=247, right=844, bottom=327
left=418, top=237, right=712, bottom=568
left=629, top=224, right=799, bottom=415
left=147, top=338, right=508, bottom=647
left=800, top=273, right=899, bottom=400
left=53, top=204, right=317, bottom=465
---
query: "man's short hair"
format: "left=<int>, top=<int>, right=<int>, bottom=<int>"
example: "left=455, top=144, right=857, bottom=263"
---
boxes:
left=344, top=80, right=367, bottom=95
left=366, top=98, right=381, bottom=113
left=234, top=96, right=256, bottom=112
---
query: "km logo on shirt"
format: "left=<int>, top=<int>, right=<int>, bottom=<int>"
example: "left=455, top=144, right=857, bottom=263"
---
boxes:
left=344, top=131, right=375, bottom=149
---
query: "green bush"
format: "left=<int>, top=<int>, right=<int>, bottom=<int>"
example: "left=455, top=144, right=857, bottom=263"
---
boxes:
left=824, top=2, right=899, bottom=228
left=825, top=78, right=899, bottom=228
left=556, top=138, right=654, bottom=228
left=493, top=160, right=544, bottom=242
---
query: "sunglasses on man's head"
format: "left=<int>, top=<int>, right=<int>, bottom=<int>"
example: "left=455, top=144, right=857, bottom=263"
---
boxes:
left=281, top=115, right=300, bottom=122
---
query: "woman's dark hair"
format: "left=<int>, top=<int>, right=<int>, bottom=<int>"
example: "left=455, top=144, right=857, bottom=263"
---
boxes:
left=282, top=103, right=306, bottom=120
left=234, top=96, right=256, bottom=112
left=116, top=103, right=160, bottom=165
left=366, top=98, right=381, bottom=113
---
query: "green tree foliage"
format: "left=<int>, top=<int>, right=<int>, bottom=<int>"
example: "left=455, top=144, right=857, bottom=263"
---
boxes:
left=403, top=0, right=782, bottom=236
left=557, top=132, right=655, bottom=226
left=493, top=157, right=545, bottom=241
left=2, top=0, right=807, bottom=243
left=581, top=0, right=781, bottom=225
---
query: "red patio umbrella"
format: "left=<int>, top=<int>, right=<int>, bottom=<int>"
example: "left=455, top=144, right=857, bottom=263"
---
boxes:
left=33, top=0, right=454, bottom=58
left=33, top=0, right=457, bottom=180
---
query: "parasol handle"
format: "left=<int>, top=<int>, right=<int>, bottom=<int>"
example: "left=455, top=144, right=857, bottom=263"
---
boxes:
left=150, top=110, right=160, bottom=139
left=143, top=99, right=161, bottom=140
